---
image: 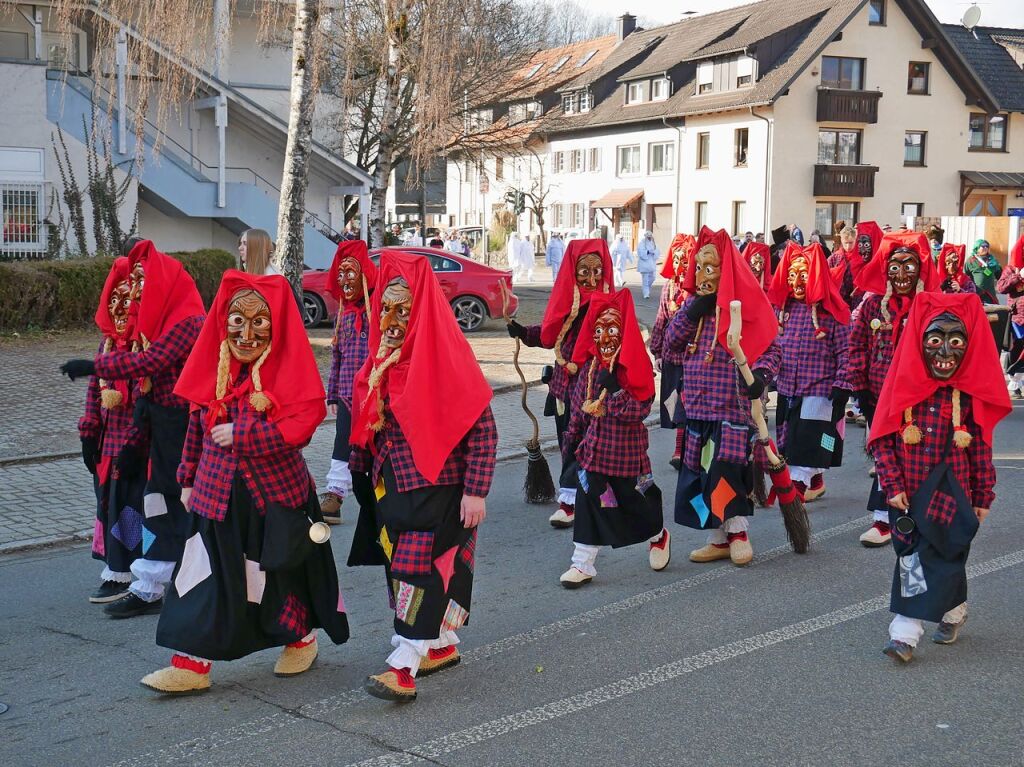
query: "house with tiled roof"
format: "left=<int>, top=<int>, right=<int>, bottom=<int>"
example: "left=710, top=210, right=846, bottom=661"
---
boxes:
left=447, top=0, right=1024, bottom=255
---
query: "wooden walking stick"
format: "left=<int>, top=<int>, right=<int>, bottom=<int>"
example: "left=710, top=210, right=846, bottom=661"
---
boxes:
left=725, top=300, right=811, bottom=553
left=501, top=281, right=556, bottom=503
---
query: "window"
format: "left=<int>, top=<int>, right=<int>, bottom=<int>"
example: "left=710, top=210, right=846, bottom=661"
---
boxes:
left=569, top=149, right=583, bottom=173
left=821, top=56, right=864, bottom=90
left=429, top=255, right=463, bottom=272
left=495, top=156, right=504, bottom=180
left=907, top=62, right=929, bottom=94
left=734, top=128, right=749, bottom=167
left=732, top=201, right=746, bottom=234
left=551, top=55, right=571, bottom=73
left=509, top=103, right=526, bottom=124
left=617, top=144, right=641, bottom=175
left=525, top=101, right=541, bottom=120
left=697, top=61, right=713, bottom=94
left=525, top=63, right=542, bottom=79
left=551, top=151, right=565, bottom=173
left=904, top=131, right=926, bottom=166
left=649, top=142, right=674, bottom=173
left=736, top=56, right=754, bottom=88
left=695, top=201, right=708, bottom=230
left=652, top=78, right=670, bottom=101
left=0, top=31, right=30, bottom=59
left=576, top=50, right=597, bottom=68
left=627, top=82, right=644, bottom=104
left=868, top=0, right=885, bottom=25
left=562, top=93, right=576, bottom=114
left=586, top=147, right=601, bottom=172
left=551, top=204, right=565, bottom=228
left=1, top=183, right=46, bottom=254
left=969, top=113, right=1007, bottom=151
left=697, top=132, right=710, bottom=169
left=817, top=129, right=861, bottom=165
left=814, top=202, right=859, bottom=236
left=901, top=202, right=923, bottom=218
left=570, top=203, right=584, bottom=228
left=579, top=91, right=592, bottom=112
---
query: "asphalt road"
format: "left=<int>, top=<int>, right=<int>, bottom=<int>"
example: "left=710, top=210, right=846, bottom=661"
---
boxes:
left=2, top=407, right=1023, bottom=767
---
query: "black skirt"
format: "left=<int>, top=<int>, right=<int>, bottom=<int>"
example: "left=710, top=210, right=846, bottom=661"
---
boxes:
left=92, top=462, right=147, bottom=574
left=550, top=394, right=580, bottom=491
left=139, top=402, right=191, bottom=563
left=331, top=401, right=353, bottom=462
left=573, top=471, right=663, bottom=547
left=776, top=395, right=844, bottom=469
left=156, top=474, right=349, bottom=661
left=674, top=418, right=754, bottom=530
left=658, top=361, right=685, bottom=429
left=348, top=462, right=476, bottom=641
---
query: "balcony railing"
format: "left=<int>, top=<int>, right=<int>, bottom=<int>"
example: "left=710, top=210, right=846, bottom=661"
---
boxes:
left=814, top=164, right=879, bottom=197
left=816, top=88, right=882, bottom=124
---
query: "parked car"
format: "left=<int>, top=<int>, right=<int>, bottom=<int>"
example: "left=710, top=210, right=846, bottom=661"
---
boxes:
left=301, top=246, right=518, bottom=332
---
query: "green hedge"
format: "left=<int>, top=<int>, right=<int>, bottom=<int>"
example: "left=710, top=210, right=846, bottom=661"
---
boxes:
left=0, top=248, right=236, bottom=332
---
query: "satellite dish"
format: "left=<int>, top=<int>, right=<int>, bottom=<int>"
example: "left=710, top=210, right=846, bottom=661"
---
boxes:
left=962, top=4, right=982, bottom=31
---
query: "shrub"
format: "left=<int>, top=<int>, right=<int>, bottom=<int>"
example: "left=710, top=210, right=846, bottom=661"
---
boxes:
left=0, top=248, right=236, bottom=332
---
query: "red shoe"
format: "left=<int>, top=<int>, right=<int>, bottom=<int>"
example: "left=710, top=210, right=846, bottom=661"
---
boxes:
left=365, top=666, right=417, bottom=702
left=418, top=645, right=461, bottom=677
left=804, top=474, right=826, bottom=502
left=859, top=521, right=892, bottom=547
left=549, top=502, right=574, bottom=528
left=792, top=480, right=807, bottom=500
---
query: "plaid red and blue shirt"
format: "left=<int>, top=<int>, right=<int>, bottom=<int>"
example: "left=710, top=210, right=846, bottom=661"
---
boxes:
left=775, top=299, right=852, bottom=398
left=848, top=294, right=909, bottom=398
left=327, top=307, right=370, bottom=406
left=177, top=373, right=322, bottom=522
left=996, top=268, right=1024, bottom=325
left=562, top=357, right=653, bottom=478
left=93, top=315, right=204, bottom=409
left=521, top=314, right=584, bottom=403
left=649, top=282, right=687, bottom=365
left=349, top=403, right=497, bottom=498
left=665, top=296, right=781, bottom=424
left=827, top=249, right=861, bottom=310
left=79, top=339, right=143, bottom=457
left=871, top=389, right=995, bottom=510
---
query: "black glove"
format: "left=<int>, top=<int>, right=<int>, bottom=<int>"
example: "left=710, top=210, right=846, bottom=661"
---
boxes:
left=597, top=368, right=621, bottom=395
left=80, top=437, right=99, bottom=475
left=855, top=389, right=875, bottom=423
left=61, top=359, right=96, bottom=381
left=684, top=293, right=717, bottom=321
left=741, top=369, right=766, bottom=400
left=116, top=442, right=147, bottom=478
left=506, top=320, right=526, bottom=340
left=829, top=387, right=852, bottom=423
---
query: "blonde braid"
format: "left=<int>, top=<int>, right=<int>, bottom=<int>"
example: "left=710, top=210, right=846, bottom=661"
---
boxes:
left=879, top=283, right=893, bottom=325
left=248, top=343, right=273, bottom=412
left=901, top=407, right=922, bottom=445
left=364, top=348, right=402, bottom=432
left=704, top=303, right=720, bottom=364
left=99, top=337, right=124, bottom=409
left=215, top=339, right=232, bottom=400
left=137, top=332, right=153, bottom=393
left=554, top=285, right=581, bottom=376
left=952, top=388, right=972, bottom=448
left=811, top=303, right=826, bottom=340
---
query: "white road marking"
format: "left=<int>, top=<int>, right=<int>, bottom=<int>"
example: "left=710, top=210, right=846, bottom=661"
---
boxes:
left=107, top=515, right=869, bottom=767
left=342, top=548, right=1024, bottom=767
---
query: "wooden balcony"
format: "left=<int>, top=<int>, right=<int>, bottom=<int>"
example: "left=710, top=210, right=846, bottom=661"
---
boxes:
left=814, top=164, right=879, bottom=197
left=816, top=88, right=882, bottom=124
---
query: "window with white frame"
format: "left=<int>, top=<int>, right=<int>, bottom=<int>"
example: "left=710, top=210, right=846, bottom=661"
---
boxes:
left=1, top=184, right=46, bottom=255
left=617, top=144, right=641, bottom=175
left=587, top=147, right=601, bottom=172
left=652, top=78, right=670, bottom=100
left=695, top=201, right=708, bottom=229
left=627, top=82, right=644, bottom=104
left=551, top=203, right=565, bottom=228
left=562, top=93, right=576, bottom=114
left=579, top=91, right=593, bottom=112
left=649, top=142, right=674, bottom=173
left=551, top=151, right=566, bottom=173
left=526, top=101, right=541, bottom=120
left=509, top=103, right=526, bottom=124
left=697, top=61, right=713, bottom=94
left=570, top=203, right=585, bottom=228
left=736, top=56, right=754, bottom=88
left=569, top=149, right=583, bottom=173
left=551, top=55, right=571, bottom=73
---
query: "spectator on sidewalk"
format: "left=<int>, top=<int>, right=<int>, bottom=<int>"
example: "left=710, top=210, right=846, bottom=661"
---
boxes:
left=239, top=229, right=279, bottom=276
left=518, top=234, right=536, bottom=282
left=611, top=234, right=634, bottom=286
left=636, top=230, right=660, bottom=299
left=546, top=232, right=565, bottom=280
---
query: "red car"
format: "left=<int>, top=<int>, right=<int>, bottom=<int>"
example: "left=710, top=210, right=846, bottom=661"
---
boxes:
left=301, top=247, right=518, bottom=332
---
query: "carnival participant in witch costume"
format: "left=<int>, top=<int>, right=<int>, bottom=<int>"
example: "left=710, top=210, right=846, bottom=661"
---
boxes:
left=319, top=241, right=377, bottom=525
left=141, top=271, right=348, bottom=695
left=649, top=233, right=696, bottom=469
left=767, top=242, right=852, bottom=502
left=996, top=234, right=1024, bottom=399
left=558, top=288, right=668, bottom=588
left=870, top=293, right=1010, bottom=663
left=742, top=241, right=772, bottom=292
left=849, top=232, right=940, bottom=547
left=507, top=239, right=615, bottom=528
left=664, top=227, right=781, bottom=567
left=938, top=243, right=977, bottom=295
left=65, top=258, right=148, bottom=604
left=827, top=224, right=858, bottom=308
left=347, top=250, right=496, bottom=703
left=64, top=241, right=205, bottom=618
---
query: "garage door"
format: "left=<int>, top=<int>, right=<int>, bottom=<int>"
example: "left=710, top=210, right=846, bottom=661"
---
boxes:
left=650, top=205, right=674, bottom=256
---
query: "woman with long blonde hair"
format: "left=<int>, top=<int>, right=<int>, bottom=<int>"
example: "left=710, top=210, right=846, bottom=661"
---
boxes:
left=238, top=229, right=278, bottom=275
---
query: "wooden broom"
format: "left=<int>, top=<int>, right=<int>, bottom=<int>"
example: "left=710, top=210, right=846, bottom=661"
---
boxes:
left=501, top=281, right=556, bottom=504
left=725, top=300, right=811, bottom=553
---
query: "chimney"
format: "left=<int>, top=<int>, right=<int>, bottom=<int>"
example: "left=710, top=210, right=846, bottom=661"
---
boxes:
left=617, top=13, right=637, bottom=41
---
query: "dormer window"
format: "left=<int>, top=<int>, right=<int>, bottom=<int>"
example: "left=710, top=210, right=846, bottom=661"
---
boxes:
left=736, top=56, right=754, bottom=88
left=551, top=55, right=571, bottom=73
left=577, top=50, right=597, bottom=68
left=697, top=61, right=713, bottom=94
left=579, top=91, right=592, bottom=112
left=627, top=81, right=644, bottom=104
left=525, top=63, right=542, bottom=79
left=562, top=93, right=576, bottom=114
left=652, top=78, right=670, bottom=100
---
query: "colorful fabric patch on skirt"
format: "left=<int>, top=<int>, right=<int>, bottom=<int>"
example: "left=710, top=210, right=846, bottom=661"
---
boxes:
left=393, top=579, right=425, bottom=626
left=142, top=526, right=156, bottom=555
left=378, top=526, right=394, bottom=562
left=434, top=546, right=458, bottom=593
left=700, top=438, right=716, bottom=472
left=459, top=530, right=477, bottom=572
left=577, top=468, right=590, bottom=493
left=392, top=530, right=434, bottom=576
left=636, top=472, right=655, bottom=493
left=278, top=593, right=310, bottom=638
left=174, top=532, right=212, bottom=597
left=111, top=506, right=143, bottom=550
left=710, top=476, right=737, bottom=523
left=441, top=599, right=469, bottom=632
left=92, top=518, right=105, bottom=556
left=374, top=477, right=387, bottom=501
left=820, top=433, right=836, bottom=452
left=245, top=558, right=266, bottom=604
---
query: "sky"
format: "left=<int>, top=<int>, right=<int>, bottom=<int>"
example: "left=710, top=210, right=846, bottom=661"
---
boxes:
left=588, top=0, right=1019, bottom=27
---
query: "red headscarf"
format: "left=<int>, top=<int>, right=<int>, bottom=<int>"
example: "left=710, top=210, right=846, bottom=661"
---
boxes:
left=173, top=270, right=326, bottom=445
left=127, top=240, right=205, bottom=342
left=350, top=250, right=492, bottom=484
left=681, top=226, right=778, bottom=364
left=326, top=239, right=378, bottom=332
left=768, top=242, right=850, bottom=324
left=855, top=230, right=940, bottom=340
left=869, top=293, right=1010, bottom=448
left=95, top=257, right=133, bottom=343
left=938, top=243, right=970, bottom=290
left=1009, top=234, right=1024, bottom=270
left=572, top=288, right=655, bottom=401
left=539, top=238, right=615, bottom=348
left=742, top=242, right=772, bottom=291
left=660, top=233, right=697, bottom=280
left=850, top=221, right=883, bottom=280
